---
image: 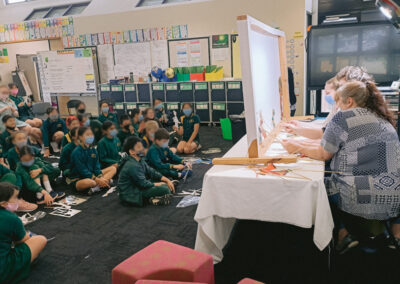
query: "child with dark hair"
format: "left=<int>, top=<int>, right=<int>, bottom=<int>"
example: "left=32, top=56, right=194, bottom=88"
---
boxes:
left=146, top=128, right=192, bottom=179
left=153, top=98, right=174, bottom=128
left=70, top=127, right=116, bottom=195
left=61, top=116, right=80, bottom=148
left=77, top=113, right=103, bottom=144
left=59, top=127, right=79, bottom=180
left=0, top=182, right=47, bottom=284
left=97, top=121, right=121, bottom=169
left=117, top=136, right=175, bottom=206
left=7, top=131, right=42, bottom=171
left=75, top=101, right=86, bottom=115
left=175, top=103, right=201, bottom=154
left=128, top=108, right=142, bottom=135
left=41, top=107, right=68, bottom=157
left=16, top=146, right=64, bottom=205
left=117, top=114, right=136, bottom=146
left=98, top=100, right=118, bottom=125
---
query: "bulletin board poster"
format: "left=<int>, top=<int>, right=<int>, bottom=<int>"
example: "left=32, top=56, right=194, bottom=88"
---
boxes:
left=37, top=49, right=96, bottom=94
left=0, top=48, right=9, bottom=63
left=212, top=34, right=229, bottom=48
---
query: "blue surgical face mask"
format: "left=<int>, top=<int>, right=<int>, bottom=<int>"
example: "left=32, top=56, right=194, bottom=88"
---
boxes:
left=85, top=136, right=94, bottom=145
left=49, top=114, right=59, bottom=121
left=325, top=95, right=335, bottom=105
left=109, top=129, right=118, bottom=137
left=139, top=115, right=144, bottom=122
left=21, top=159, right=34, bottom=167
left=84, top=119, right=90, bottom=127
left=137, top=150, right=146, bottom=158
left=16, top=141, right=27, bottom=149
left=102, top=107, right=109, bottom=113
left=161, top=141, right=169, bottom=149
left=149, top=133, right=155, bottom=139
left=155, top=104, right=163, bottom=110
left=183, top=109, right=192, bottom=117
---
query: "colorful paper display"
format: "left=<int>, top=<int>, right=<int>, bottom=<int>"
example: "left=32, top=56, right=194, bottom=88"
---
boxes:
left=0, top=17, right=74, bottom=43
left=62, top=24, right=188, bottom=48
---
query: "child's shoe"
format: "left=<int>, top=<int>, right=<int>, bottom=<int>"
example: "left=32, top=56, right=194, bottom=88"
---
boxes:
left=180, top=170, right=193, bottom=179
left=37, top=191, right=59, bottom=204
left=149, top=194, right=172, bottom=206
left=88, top=185, right=101, bottom=196
left=16, top=199, right=38, bottom=212
left=54, top=192, right=65, bottom=200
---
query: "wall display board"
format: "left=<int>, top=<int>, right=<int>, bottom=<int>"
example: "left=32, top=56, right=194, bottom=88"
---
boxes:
left=97, top=44, right=115, bottom=83
left=237, top=15, right=290, bottom=158
left=168, top=37, right=210, bottom=67
left=114, top=42, right=152, bottom=77
left=36, top=48, right=97, bottom=94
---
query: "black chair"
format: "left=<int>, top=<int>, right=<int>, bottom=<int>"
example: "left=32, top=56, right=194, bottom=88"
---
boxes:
left=31, top=102, right=51, bottom=120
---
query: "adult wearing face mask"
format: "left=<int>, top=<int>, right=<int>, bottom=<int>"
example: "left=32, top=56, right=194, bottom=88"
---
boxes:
left=8, top=84, right=42, bottom=129
left=70, top=126, right=116, bottom=195
left=117, top=136, right=175, bottom=207
left=175, top=103, right=201, bottom=154
left=41, top=107, right=68, bottom=158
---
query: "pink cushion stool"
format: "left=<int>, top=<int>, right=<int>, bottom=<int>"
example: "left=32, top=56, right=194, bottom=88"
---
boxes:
left=112, top=240, right=214, bottom=284
left=136, top=281, right=206, bottom=284
left=238, top=278, right=264, bottom=284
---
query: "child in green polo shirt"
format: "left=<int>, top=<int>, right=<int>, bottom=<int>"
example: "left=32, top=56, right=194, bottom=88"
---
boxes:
left=98, top=100, right=118, bottom=125
left=128, top=108, right=142, bottom=136
left=77, top=113, right=103, bottom=144
left=175, top=103, right=201, bottom=154
left=7, top=131, right=42, bottom=171
left=61, top=116, right=80, bottom=149
left=142, top=120, right=159, bottom=152
left=16, top=146, right=64, bottom=205
left=117, top=114, right=137, bottom=147
left=70, top=126, right=116, bottom=195
left=59, top=127, right=79, bottom=180
left=146, top=128, right=192, bottom=179
left=97, top=121, right=121, bottom=169
left=0, top=182, right=47, bottom=284
left=117, top=136, right=175, bottom=206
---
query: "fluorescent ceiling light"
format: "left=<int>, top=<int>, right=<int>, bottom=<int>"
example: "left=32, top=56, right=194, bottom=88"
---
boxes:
left=380, top=6, right=393, bottom=19
left=7, top=0, right=27, bottom=3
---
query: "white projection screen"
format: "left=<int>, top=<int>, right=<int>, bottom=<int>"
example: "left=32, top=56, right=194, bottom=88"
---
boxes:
left=237, top=15, right=290, bottom=158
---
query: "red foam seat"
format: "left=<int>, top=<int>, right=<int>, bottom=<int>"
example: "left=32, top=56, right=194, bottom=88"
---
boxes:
left=112, top=240, right=214, bottom=284
left=136, top=281, right=206, bottom=284
left=238, top=278, right=264, bottom=284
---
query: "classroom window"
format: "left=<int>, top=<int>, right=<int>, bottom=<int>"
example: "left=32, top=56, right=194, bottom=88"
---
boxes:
left=24, top=2, right=90, bottom=21
left=5, top=0, right=28, bottom=4
left=136, top=0, right=192, bottom=7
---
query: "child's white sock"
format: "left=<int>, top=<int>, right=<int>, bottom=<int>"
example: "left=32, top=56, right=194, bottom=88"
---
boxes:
left=43, top=180, right=53, bottom=193
left=91, top=185, right=101, bottom=192
left=36, top=192, right=43, bottom=199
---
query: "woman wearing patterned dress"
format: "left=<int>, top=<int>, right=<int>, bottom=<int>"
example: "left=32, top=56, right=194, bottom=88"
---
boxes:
left=282, top=81, right=400, bottom=253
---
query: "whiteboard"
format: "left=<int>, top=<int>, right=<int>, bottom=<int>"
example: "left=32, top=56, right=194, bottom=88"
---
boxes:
left=37, top=49, right=96, bottom=94
left=97, top=44, right=115, bottom=83
left=150, top=40, right=169, bottom=69
left=114, top=42, right=152, bottom=77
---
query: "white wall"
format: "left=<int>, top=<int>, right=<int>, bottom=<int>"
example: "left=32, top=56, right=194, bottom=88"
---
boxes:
left=0, top=40, right=49, bottom=85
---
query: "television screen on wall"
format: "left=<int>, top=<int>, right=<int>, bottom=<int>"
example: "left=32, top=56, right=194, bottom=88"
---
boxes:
left=308, top=23, right=400, bottom=88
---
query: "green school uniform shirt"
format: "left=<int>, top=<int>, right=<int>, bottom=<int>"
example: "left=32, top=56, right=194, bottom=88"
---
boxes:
left=41, top=118, right=68, bottom=147
left=146, top=144, right=184, bottom=171
left=9, top=95, right=31, bottom=120
left=180, top=114, right=200, bottom=142
left=97, top=136, right=121, bottom=168
left=142, top=135, right=153, bottom=149
left=117, top=129, right=137, bottom=148
left=70, top=144, right=102, bottom=179
left=7, top=147, right=42, bottom=172
left=89, top=119, right=103, bottom=144
left=98, top=112, right=118, bottom=125
left=132, top=122, right=139, bottom=135
left=61, top=132, right=72, bottom=148
left=59, top=142, right=77, bottom=172
left=16, top=157, right=60, bottom=193
left=0, top=99, right=27, bottom=131
left=117, top=156, right=162, bottom=206
left=0, top=209, right=31, bottom=284
left=0, top=130, right=14, bottom=158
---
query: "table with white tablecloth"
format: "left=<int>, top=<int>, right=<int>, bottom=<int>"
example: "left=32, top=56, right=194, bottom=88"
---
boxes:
left=194, top=134, right=334, bottom=263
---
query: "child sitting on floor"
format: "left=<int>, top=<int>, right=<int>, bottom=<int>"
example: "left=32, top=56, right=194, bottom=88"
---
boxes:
left=146, top=128, right=192, bottom=180
left=59, top=127, right=79, bottom=181
left=117, top=114, right=136, bottom=147
left=7, top=131, right=42, bottom=171
left=77, top=113, right=103, bottom=144
left=70, top=127, right=116, bottom=195
left=97, top=121, right=121, bottom=169
left=0, top=182, right=47, bottom=284
left=61, top=116, right=80, bottom=148
left=128, top=108, right=142, bottom=136
left=175, top=103, right=201, bottom=154
left=117, top=136, right=175, bottom=206
left=41, top=107, right=68, bottom=157
left=142, top=120, right=159, bottom=152
left=98, top=100, right=118, bottom=125
left=16, top=146, right=64, bottom=205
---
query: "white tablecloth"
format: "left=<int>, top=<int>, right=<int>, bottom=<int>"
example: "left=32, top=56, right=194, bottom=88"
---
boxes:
left=194, top=134, right=334, bottom=263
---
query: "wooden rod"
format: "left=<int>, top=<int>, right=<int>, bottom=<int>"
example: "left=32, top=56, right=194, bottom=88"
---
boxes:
left=212, top=155, right=298, bottom=165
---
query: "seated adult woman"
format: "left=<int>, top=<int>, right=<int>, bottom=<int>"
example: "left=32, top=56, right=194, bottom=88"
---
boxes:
left=8, top=84, right=42, bottom=129
left=283, top=66, right=373, bottom=140
left=0, top=85, right=41, bottom=144
left=282, top=81, right=400, bottom=252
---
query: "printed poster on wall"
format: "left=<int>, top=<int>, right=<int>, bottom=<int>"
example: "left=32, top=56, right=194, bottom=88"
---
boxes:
left=0, top=48, right=9, bottom=63
left=212, top=34, right=229, bottom=48
left=190, top=40, right=201, bottom=66
left=176, top=42, right=188, bottom=67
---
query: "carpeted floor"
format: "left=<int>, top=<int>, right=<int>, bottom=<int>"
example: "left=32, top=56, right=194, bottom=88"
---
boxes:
left=19, top=126, right=400, bottom=284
